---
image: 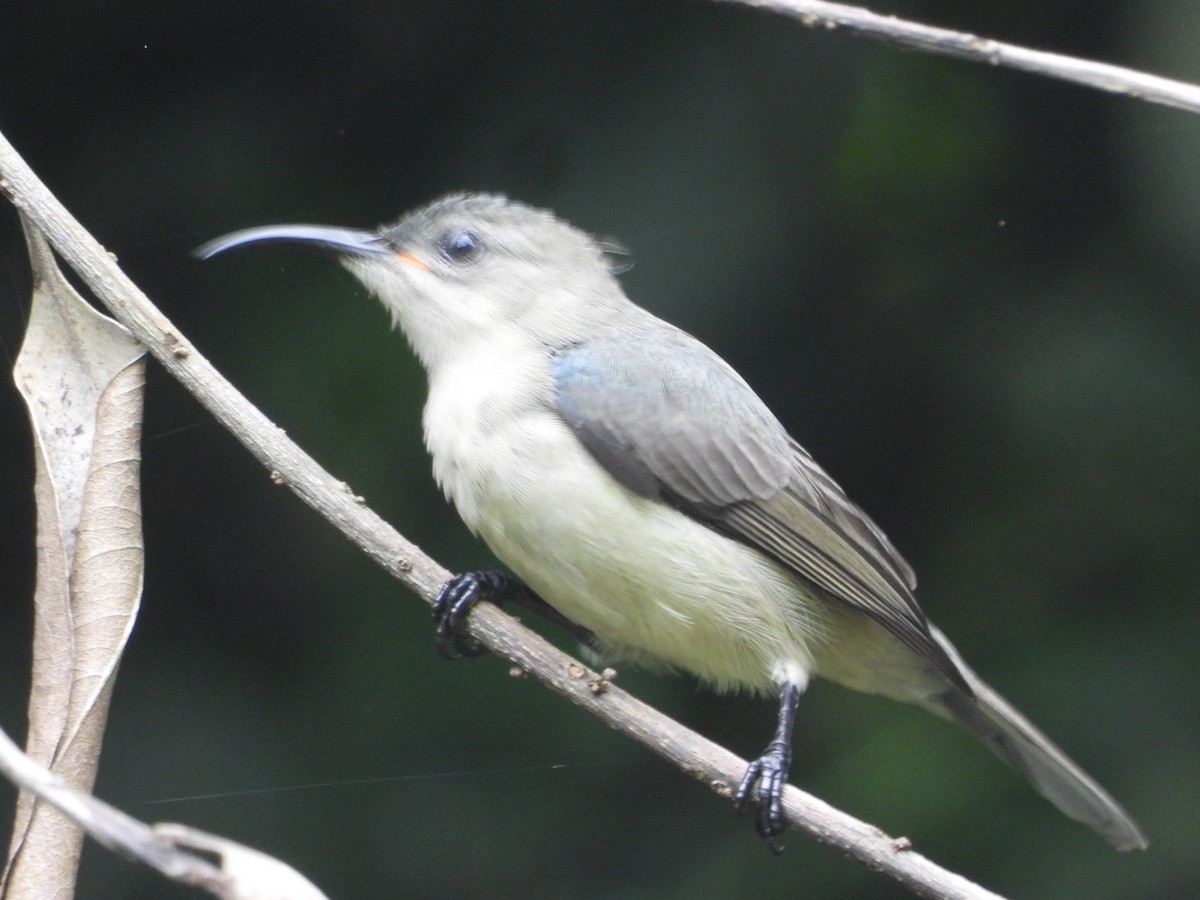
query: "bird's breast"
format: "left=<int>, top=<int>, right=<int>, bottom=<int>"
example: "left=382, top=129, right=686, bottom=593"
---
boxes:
left=422, top=351, right=558, bottom=528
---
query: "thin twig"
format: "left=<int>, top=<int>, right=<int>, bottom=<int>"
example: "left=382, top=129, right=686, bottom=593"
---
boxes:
left=0, top=128, right=1003, bottom=899
left=719, top=0, right=1200, bottom=115
left=0, top=724, right=329, bottom=899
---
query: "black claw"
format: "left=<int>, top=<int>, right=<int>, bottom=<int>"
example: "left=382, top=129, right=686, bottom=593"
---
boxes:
left=735, top=742, right=791, bottom=844
left=433, top=570, right=511, bottom=660
left=432, top=571, right=594, bottom=660
left=735, top=679, right=802, bottom=852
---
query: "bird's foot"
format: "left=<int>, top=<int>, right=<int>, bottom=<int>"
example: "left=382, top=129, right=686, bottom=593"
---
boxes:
left=433, top=570, right=512, bottom=660
left=734, top=740, right=792, bottom=854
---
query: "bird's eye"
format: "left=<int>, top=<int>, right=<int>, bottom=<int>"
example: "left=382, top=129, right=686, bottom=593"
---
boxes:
left=438, top=229, right=484, bottom=264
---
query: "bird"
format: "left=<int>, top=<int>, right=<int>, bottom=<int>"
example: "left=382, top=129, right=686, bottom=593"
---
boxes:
left=197, top=192, right=1147, bottom=851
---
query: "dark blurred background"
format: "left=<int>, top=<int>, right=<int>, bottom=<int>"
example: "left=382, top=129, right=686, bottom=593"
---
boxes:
left=1, top=1, right=1197, bottom=897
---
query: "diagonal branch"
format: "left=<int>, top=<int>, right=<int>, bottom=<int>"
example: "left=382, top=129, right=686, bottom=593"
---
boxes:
left=0, top=129, right=1002, bottom=899
left=719, top=0, right=1200, bottom=115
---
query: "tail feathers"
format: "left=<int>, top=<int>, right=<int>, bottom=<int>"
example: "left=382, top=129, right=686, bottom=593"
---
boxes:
left=926, top=628, right=1148, bottom=852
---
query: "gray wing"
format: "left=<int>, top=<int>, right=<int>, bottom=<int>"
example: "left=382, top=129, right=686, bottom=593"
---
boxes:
left=552, top=324, right=964, bottom=689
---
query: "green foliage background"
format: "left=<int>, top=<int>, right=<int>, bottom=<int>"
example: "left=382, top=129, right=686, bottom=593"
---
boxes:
left=1, top=2, right=1197, bottom=897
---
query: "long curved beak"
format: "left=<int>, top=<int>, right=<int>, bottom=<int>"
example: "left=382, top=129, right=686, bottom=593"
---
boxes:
left=194, top=225, right=390, bottom=260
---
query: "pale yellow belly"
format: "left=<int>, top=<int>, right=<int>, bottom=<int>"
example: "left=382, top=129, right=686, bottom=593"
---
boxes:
left=453, top=413, right=830, bottom=693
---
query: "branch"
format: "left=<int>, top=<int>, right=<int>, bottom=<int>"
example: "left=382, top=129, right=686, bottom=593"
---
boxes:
left=0, top=131, right=1002, bottom=899
left=0, top=723, right=328, bottom=899
left=719, top=0, right=1200, bottom=115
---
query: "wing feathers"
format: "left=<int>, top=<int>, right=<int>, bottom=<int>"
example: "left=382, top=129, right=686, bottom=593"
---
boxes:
left=552, top=322, right=961, bottom=688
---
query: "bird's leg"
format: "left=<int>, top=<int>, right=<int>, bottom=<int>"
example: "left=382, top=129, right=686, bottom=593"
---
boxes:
left=735, top=678, right=802, bottom=852
left=434, top=571, right=595, bottom=659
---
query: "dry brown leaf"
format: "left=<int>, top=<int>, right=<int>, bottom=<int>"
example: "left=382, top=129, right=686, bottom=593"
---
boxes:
left=3, top=215, right=146, bottom=898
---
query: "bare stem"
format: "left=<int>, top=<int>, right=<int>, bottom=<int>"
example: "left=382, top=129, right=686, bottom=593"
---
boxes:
left=719, top=0, right=1200, bottom=115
